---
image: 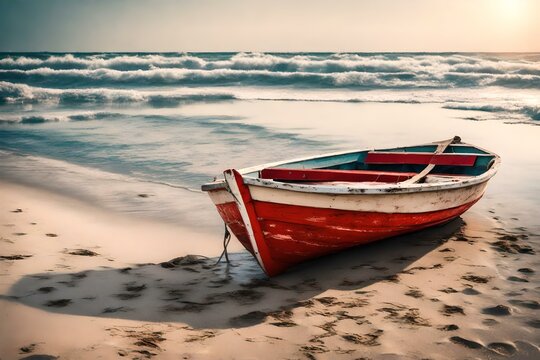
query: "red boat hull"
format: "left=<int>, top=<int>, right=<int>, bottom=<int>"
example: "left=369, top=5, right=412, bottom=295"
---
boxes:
left=202, top=140, right=499, bottom=276
left=210, top=188, right=480, bottom=276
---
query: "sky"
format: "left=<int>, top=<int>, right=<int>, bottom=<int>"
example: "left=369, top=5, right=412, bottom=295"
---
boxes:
left=0, top=0, right=539, bottom=52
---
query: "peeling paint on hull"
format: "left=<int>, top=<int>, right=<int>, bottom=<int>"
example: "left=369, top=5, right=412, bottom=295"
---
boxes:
left=209, top=186, right=483, bottom=276
left=203, top=139, right=499, bottom=276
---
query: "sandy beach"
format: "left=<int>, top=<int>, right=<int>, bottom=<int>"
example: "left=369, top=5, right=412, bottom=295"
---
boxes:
left=1, top=49, right=540, bottom=359
left=1, top=176, right=538, bottom=359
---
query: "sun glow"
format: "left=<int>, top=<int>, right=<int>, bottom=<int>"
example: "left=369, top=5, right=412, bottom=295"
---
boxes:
left=497, top=0, right=526, bottom=20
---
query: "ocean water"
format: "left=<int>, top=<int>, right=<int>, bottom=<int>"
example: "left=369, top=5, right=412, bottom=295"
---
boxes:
left=1, top=52, right=539, bottom=231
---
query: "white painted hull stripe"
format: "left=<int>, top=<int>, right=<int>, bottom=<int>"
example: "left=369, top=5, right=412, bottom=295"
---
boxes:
left=222, top=172, right=267, bottom=273
left=249, top=182, right=487, bottom=213
left=209, top=181, right=487, bottom=213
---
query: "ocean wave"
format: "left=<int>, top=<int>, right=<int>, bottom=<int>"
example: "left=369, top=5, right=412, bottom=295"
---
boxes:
left=2, top=81, right=539, bottom=122
left=2, top=53, right=540, bottom=76
left=0, top=81, right=235, bottom=105
left=0, top=67, right=426, bottom=89
left=0, top=111, right=124, bottom=124
left=0, top=81, right=445, bottom=106
left=443, top=103, right=540, bottom=121
left=0, top=53, right=539, bottom=90
left=0, top=53, right=207, bottom=71
left=1, top=63, right=539, bottom=89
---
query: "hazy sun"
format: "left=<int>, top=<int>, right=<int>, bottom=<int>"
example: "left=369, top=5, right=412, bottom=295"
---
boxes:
left=497, top=0, right=526, bottom=19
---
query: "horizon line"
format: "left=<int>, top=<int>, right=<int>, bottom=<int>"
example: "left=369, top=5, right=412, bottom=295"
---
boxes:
left=1, top=51, right=540, bottom=54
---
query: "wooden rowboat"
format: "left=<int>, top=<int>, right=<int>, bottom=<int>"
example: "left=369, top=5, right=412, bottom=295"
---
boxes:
left=201, top=137, right=500, bottom=276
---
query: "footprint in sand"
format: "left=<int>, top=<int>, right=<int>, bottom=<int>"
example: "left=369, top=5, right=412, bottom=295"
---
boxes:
left=378, top=304, right=430, bottom=327
left=116, top=293, right=142, bottom=300
left=19, top=343, right=37, bottom=354
left=439, top=287, right=458, bottom=294
left=268, top=310, right=297, bottom=327
left=185, top=330, right=216, bottom=343
left=437, top=324, right=459, bottom=331
left=102, top=306, right=133, bottom=314
left=450, top=336, right=483, bottom=349
left=404, top=288, right=424, bottom=298
left=66, top=249, right=99, bottom=256
left=462, top=287, right=481, bottom=295
left=37, top=286, right=56, bottom=294
left=124, top=282, right=147, bottom=293
left=526, top=319, right=540, bottom=328
left=487, top=342, right=517, bottom=356
left=482, top=318, right=499, bottom=326
left=461, top=274, right=490, bottom=284
left=441, top=305, right=465, bottom=316
left=229, top=310, right=268, bottom=327
left=114, top=282, right=147, bottom=300
left=482, top=305, right=512, bottom=316
left=508, top=299, right=540, bottom=310
left=0, top=255, right=32, bottom=260
left=207, top=289, right=264, bottom=305
left=301, top=344, right=329, bottom=358
left=341, top=329, right=383, bottom=346
left=45, top=299, right=72, bottom=307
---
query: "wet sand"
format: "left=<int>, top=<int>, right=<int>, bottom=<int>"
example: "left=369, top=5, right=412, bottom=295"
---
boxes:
left=1, top=180, right=538, bottom=359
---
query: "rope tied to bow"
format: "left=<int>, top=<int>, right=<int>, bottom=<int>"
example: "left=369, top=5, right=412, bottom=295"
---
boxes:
left=214, top=224, right=231, bottom=265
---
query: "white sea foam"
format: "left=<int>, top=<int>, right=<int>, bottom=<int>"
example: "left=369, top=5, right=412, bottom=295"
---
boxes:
left=1, top=52, right=540, bottom=76
left=0, top=111, right=126, bottom=124
left=1, top=80, right=539, bottom=122
left=443, top=103, right=540, bottom=121
left=2, top=66, right=538, bottom=90
left=1, top=52, right=539, bottom=89
left=0, top=81, right=235, bottom=105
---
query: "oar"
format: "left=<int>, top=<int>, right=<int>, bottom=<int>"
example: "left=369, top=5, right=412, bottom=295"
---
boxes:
left=402, top=136, right=461, bottom=184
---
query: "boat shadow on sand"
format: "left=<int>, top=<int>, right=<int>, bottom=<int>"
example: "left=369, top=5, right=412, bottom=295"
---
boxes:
left=4, top=219, right=466, bottom=330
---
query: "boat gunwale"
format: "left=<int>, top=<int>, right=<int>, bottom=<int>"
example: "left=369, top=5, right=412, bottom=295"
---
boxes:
left=201, top=141, right=500, bottom=195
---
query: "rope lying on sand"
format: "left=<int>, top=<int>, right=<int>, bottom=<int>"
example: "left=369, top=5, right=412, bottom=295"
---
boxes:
left=142, top=179, right=204, bottom=193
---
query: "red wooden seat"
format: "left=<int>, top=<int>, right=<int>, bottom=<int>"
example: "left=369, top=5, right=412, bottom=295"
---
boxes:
left=260, top=168, right=417, bottom=183
left=364, top=152, right=477, bottom=166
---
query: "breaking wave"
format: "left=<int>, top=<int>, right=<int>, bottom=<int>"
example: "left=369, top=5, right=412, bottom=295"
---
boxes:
left=443, top=103, right=540, bottom=121
left=0, top=67, right=437, bottom=89
left=1, top=52, right=539, bottom=89
left=0, top=111, right=124, bottom=124
left=0, top=81, right=236, bottom=105
left=2, top=80, right=539, bottom=122
left=1, top=52, right=539, bottom=75
left=0, top=53, right=539, bottom=122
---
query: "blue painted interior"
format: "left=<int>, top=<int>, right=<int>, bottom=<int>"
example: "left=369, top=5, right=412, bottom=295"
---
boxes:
left=269, top=144, right=495, bottom=177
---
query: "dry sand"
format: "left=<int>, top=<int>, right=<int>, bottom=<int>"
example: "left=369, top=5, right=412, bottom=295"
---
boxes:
left=0, top=180, right=539, bottom=359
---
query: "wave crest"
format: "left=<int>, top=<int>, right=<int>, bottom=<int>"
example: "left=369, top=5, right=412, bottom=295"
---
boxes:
left=0, top=81, right=236, bottom=105
left=443, top=103, right=540, bottom=121
left=1, top=52, right=539, bottom=89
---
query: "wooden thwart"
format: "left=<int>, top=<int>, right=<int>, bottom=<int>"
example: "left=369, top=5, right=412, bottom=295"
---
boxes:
left=401, top=137, right=459, bottom=184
